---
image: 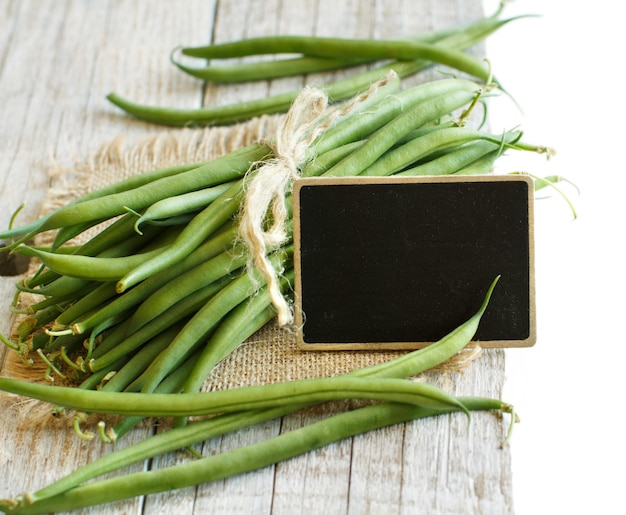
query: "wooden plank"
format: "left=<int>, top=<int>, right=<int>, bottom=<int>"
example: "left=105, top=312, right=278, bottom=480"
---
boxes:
left=0, top=1, right=513, bottom=513
left=0, top=1, right=215, bottom=510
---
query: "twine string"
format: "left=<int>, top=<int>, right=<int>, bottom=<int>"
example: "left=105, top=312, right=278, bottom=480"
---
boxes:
left=239, top=72, right=398, bottom=326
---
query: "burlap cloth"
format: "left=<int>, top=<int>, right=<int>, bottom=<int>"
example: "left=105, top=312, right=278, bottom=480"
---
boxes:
left=6, top=114, right=480, bottom=406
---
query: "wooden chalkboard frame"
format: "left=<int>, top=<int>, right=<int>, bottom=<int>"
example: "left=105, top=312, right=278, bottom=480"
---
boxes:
left=293, top=175, right=536, bottom=350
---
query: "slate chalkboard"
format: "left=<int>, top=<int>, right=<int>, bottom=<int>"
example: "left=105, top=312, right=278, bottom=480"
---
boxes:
left=293, top=175, right=535, bottom=349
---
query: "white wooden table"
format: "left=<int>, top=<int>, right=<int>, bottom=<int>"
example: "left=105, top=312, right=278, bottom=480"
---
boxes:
left=0, top=1, right=513, bottom=513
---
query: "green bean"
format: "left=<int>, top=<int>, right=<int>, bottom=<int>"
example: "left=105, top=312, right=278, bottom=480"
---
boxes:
left=393, top=138, right=503, bottom=177
left=353, top=276, right=498, bottom=379
left=17, top=222, right=184, bottom=283
left=22, top=215, right=142, bottom=290
left=0, top=398, right=511, bottom=514
left=116, top=180, right=246, bottom=292
left=23, top=219, right=171, bottom=297
left=14, top=305, right=64, bottom=341
left=180, top=269, right=295, bottom=396
left=173, top=17, right=470, bottom=81
left=133, top=181, right=236, bottom=233
left=454, top=149, right=503, bottom=176
left=23, top=284, right=95, bottom=317
left=98, top=324, right=184, bottom=393
left=121, top=245, right=250, bottom=335
left=0, top=162, right=211, bottom=245
left=77, top=356, right=128, bottom=391
left=19, top=276, right=98, bottom=306
left=29, top=330, right=83, bottom=353
left=300, top=140, right=365, bottom=177
left=53, top=282, right=119, bottom=328
left=50, top=218, right=112, bottom=251
left=31, top=145, right=269, bottom=234
left=0, top=374, right=469, bottom=418
left=173, top=54, right=369, bottom=82
left=66, top=225, right=238, bottom=334
left=51, top=203, right=171, bottom=252
left=23, top=215, right=137, bottom=291
left=134, top=249, right=292, bottom=393
left=12, top=245, right=169, bottom=282
left=106, top=10, right=516, bottom=127
left=88, top=275, right=236, bottom=372
left=178, top=36, right=491, bottom=81
left=109, top=347, right=204, bottom=439
left=360, top=127, right=520, bottom=177
left=322, top=89, right=480, bottom=177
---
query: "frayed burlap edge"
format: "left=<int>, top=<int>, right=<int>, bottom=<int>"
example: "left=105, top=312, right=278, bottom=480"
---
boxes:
left=2, top=113, right=482, bottom=430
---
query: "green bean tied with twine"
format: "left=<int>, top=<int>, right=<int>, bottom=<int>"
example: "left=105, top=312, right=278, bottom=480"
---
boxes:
left=0, top=65, right=548, bottom=512
left=1, top=71, right=549, bottom=429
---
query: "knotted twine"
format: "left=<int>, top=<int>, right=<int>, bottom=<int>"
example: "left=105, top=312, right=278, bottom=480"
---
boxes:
left=239, top=71, right=397, bottom=327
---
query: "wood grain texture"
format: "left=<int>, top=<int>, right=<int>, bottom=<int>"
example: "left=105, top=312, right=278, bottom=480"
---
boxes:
left=0, top=1, right=513, bottom=513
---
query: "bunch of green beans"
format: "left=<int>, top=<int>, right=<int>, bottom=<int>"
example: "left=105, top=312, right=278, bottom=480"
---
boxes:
left=0, top=75, right=548, bottom=442
left=107, top=5, right=528, bottom=126
left=0, top=73, right=546, bottom=512
left=0, top=277, right=518, bottom=514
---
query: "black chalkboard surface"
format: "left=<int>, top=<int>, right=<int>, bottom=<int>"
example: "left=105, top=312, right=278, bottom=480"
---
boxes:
left=293, top=175, right=535, bottom=350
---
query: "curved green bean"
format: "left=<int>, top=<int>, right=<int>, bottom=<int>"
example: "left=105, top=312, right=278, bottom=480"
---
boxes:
left=353, top=276, right=498, bottom=379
